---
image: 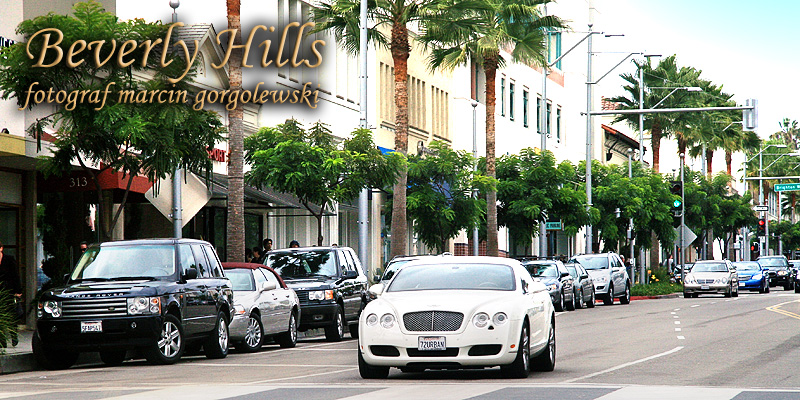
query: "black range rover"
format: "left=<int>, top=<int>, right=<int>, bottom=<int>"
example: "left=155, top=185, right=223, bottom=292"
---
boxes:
left=34, top=239, right=234, bottom=369
left=265, top=246, right=367, bottom=342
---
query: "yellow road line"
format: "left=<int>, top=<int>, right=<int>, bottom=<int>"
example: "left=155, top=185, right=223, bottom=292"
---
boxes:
left=766, top=299, right=800, bottom=320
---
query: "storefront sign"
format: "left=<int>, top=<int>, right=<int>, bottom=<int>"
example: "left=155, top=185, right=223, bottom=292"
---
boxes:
left=208, top=148, right=226, bottom=162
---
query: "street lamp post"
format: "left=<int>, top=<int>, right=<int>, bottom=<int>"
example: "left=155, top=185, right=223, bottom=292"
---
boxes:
left=357, top=0, right=369, bottom=275
left=170, top=0, right=182, bottom=239
left=471, top=100, right=479, bottom=256
left=746, top=144, right=787, bottom=257
left=627, top=148, right=635, bottom=285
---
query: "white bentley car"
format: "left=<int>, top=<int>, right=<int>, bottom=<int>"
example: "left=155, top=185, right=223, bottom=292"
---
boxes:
left=358, top=257, right=556, bottom=379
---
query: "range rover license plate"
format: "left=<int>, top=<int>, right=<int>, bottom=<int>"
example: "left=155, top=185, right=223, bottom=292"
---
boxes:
left=418, top=336, right=446, bottom=351
left=81, top=321, right=102, bottom=333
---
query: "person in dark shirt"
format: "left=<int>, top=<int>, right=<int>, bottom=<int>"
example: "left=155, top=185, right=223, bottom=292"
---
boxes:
left=0, top=241, right=21, bottom=347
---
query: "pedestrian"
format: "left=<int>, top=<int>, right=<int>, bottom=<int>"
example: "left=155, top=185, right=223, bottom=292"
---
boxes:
left=262, top=238, right=273, bottom=253
left=245, top=247, right=253, bottom=262
left=289, top=240, right=300, bottom=248
left=0, top=241, right=21, bottom=347
left=251, top=247, right=263, bottom=263
left=79, top=241, right=88, bottom=253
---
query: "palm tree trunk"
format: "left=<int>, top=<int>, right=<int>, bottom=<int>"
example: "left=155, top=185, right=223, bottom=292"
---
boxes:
left=725, top=150, right=732, bottom=176
left=792, top=194, right=796, bottom=223
left=389, top=24, right=410, bottom=259
left=706, top=148, right=713, bottom=179
left=651, top=125, right=662, bottom=173
left=226, top=0, right=245, bottom=262
left=483, top=54, right=499, bottom=257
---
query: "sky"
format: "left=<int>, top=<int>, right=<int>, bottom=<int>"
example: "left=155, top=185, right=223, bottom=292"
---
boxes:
left=597, top=0, right=799, bottom=139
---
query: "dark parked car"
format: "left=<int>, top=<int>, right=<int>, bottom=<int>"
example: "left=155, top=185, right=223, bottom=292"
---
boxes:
left=758, top=255, right=792, bottom=290
left=34, top=239, right=234, bottom=370
left=566, top=262, right=596, bottom=309
left=265, top=246, right=367, bottom=341
left=522, top=259, right=575, bottom=312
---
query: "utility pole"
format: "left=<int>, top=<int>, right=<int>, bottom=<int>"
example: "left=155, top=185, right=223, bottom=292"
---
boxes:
left=472, top=100, right=480, bottom=256
left=170, top=0, right=182, bottom=239
left=628, top=148, right=635, bottom=285
left=680, top=152, right=685, bottom=280
left=584, top=16, right=594, bottom=254
left=357, top=0, right=369, bottom=274
left=540, top=6, right=549, bottom=258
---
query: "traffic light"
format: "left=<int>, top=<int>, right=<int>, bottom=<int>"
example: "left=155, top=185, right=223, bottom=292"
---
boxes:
left=750, top=243, right=760, bottom=259
left=670, top=181, right=683, bottom=227
left=757, top=218, right=766, bottom=236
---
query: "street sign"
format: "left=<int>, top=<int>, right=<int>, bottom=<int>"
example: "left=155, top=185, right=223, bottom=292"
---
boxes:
left=753, top=205, right=769, bottom=212
left=673, top=224, right=698, bottom=250
left=775, top=183, right=800, bottom=192
left=545, top=221, right=562, bottom=230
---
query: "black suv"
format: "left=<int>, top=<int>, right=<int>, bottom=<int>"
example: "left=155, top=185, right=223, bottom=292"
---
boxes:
left=265, top=246, right=367, bottom=341
left=34, top=239, right=234, bottom=369
left=758, top=255, right=792, bottom=290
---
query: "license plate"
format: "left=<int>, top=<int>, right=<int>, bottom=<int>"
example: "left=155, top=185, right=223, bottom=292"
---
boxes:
left=80, top=321, right=102, bottom=333
left=739, top=282, right=745, bottom=287
left=700, top=285, right=710, bottom=290
left=418, top=336, right=446, bottom=351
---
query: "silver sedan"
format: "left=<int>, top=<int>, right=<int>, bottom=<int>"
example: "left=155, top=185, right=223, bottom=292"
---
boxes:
left=683, top=260, right=739, bottom=298
left=223, top=263, right=300, bottom=351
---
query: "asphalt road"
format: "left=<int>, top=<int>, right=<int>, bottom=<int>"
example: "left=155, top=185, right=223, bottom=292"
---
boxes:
left=3, top=290, right=800, bottom=399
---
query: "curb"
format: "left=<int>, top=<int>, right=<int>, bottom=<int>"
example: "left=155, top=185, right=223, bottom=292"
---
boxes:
left=631, top=293, right=680, bottom=300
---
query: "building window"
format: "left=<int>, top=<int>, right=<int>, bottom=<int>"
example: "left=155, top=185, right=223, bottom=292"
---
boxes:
left=548, top=31, right=563, bottom=70
left=500, top=77, right=506, bottom=117
left=523, top=90, right=529, bottom=128
left=546, top=102, right=552, bottom=136
left=556, top=106, right=561, bottom=143
left=509, top=82, right=515, bottom=121
left=536, top=97, right=542, bottom=133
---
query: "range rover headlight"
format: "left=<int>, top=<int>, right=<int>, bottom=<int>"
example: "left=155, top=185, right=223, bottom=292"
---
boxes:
left=127, top=297, right=161, bottom=315
left=38, top=300, right=61, bottom=318
left=472, top=312, right=490, bottom=328
left=308, top=290, right=334, bottom=301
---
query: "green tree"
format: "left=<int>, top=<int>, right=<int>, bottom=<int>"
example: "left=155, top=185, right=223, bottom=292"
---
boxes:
left=245, top=119, right=401, bottom=245
left=496, top=149, right=588, bottom=253
left=0, top=1, right=224, bottom=242
left=421, top=0, right=565, bottom=256
left=401, top=141, right=494, bottom=253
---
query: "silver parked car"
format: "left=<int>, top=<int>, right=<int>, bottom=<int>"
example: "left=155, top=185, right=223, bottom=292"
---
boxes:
left=568, top=253, right=630, bottom=305
left=222, top=263, right=300, bottom=351
left=566, top=262, right=596, bottom=309
left=683, top=260, right=739, bottom=298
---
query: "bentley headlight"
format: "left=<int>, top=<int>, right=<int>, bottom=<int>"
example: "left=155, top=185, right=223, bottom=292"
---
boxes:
left=380, top=313, right=395, bottom=329
left=366, top=313, right=379, bottom=326
left=492, top=312, right=508, bottom=325
left=39, top=300, right=61, bottom=318
left=472, top=312, right=490, bottom=328
left=127, top=297, right=161, bottom=315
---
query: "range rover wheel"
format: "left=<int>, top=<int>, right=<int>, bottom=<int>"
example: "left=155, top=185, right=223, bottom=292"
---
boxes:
left=358, top=349, right=389, bottom=379
left=325, top=305, right=345, bottom=342
left=501, top=323, right=530, bottom=378
left=100, top=350, right=127, bottom=366
left=603, top=284, right=615, bottom=305
left=276, top=312, right=298, bottom=348
left=204, top=312, right=230, bottom=359
left=32, top=331, right=78, bottom=370
left=145, top=314, right=185, bottom=365
left=238, top=314, right=264, bottom=353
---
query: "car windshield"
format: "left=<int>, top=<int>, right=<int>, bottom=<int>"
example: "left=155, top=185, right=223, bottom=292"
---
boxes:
left=266, top=250, right=337, bottom=279
left=570, top=256, right=608, bottom=270
left=691, top=263, right=728, bottom=273
left=388, top=263, right=516, bottom=292
left=758, top=258, right=788, bottom=269
left=524, top=263, right=559, bottom=278
left=70, top=245, right=176, bottom=281
left=733, top=262, right=760, bottom=271
left=225, top=269, right=255, bottom=291
left=382, top=259, right=414, bottom=281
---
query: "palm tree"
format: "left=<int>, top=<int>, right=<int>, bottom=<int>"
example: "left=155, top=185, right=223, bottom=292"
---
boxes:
left=771, top=118, right=800, bottom=149
left=421, top=0, right=564, bottom=255
left=685, top=81, right=736, bottom=179
left=608, top=55, right=702, bottom=173
left=226, top=0, right=245, bottom=262
left=312, top=0, right=460, bottom=258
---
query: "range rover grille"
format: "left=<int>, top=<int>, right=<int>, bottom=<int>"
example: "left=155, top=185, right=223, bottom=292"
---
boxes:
left=61, top=298, right=129, bottom=318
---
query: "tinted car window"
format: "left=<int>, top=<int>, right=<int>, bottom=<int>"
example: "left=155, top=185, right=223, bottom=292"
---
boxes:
left=252, top=267, right=267, bottom=288
left=227, top=269, right=256, bottom=291
left=758, top=258, right=789, bottom=268
left=733, top=262, right=760, bottom=271
left=178, top=244, right=197, bottom=273
left=71, top=245, right=176, bottom=281
left=525, top=263, right=559, bottom=278
left=204, top=246, right=224, bottom=277
left=259, top=268, right=281, bottom=286
left=383, top=259, right=413, bottom=281
left=191, top=245, right=211, bottom=278
left=267, top=250, right=338, bottom=279
left=571, top=256, right=609, bottom=270
left=692, top=263, right=728, bottom=272
left=389, top=264, right=516, bottom=292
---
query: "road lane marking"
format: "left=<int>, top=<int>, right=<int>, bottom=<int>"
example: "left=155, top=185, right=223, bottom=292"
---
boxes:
left=561, top=346, right=684, bottom=383
left=245, top=368, right=359, bottom=384
left=673, top=308, right=680, bottom=311
left=766, top=299, right=800, bottom=320
left=189, top=363, right=356, bottom=367
left=691, top=305, right=700, bottom=308
left=289, top=348, right=359, bottom=351
left=670, top=312, right=676, bottom=315
left=675, top=328, right=681, bottom=332
left=674, top=321, right=680, bottom=325
left=673, top=316, right=679, bottom=318
left=677, top=336, right=685, bottom=340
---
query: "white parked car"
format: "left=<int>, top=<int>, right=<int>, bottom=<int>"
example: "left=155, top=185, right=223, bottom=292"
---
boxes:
left=358, top=257, right=556, bottom=379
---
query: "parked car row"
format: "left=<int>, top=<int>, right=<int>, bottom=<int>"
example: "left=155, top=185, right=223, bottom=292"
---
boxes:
left=33, top=240, right=367, bottom=370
